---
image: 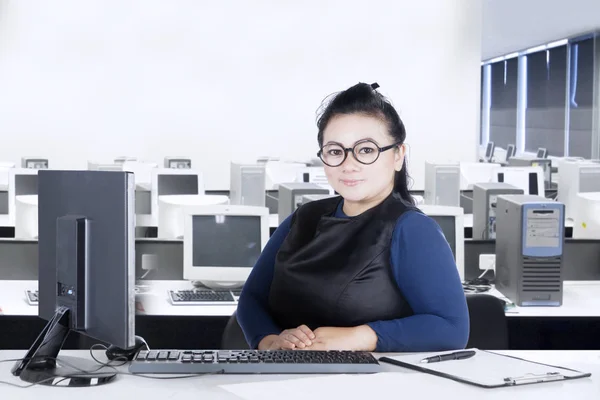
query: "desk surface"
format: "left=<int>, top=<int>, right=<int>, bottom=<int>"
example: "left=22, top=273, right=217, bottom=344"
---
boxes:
left=490, top=281, right=600, bottom=318
left=2, top=280, right=600, bottom=318
left=0, top=350, right=598, bottom=398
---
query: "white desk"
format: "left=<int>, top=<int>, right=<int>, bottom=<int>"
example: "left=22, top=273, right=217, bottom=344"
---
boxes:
left=0, top=280, right=37, bottom=316
left=489, top=281, right=600, bottom=317
left=0, top=350, right=597, bottom=398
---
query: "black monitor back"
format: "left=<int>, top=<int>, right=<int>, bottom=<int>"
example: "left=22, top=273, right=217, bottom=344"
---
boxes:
left=38, top=170, right=135, bottom=349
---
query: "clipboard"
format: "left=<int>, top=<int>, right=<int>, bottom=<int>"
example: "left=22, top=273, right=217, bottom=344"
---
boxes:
left=379, top=349, right=592, bottom=389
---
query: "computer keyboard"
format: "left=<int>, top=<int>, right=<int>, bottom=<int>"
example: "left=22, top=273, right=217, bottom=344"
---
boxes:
left=129, top=350, right=381, bottom=374
left=168, top=289, right=239, bottom=305
left=25, top=290, right=38, bottom=305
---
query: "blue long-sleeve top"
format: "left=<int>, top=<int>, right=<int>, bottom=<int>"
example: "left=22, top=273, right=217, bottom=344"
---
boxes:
left=237, top=202, right=469, bottom=352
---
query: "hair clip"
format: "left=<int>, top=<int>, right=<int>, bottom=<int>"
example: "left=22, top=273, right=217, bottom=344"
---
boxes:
left=371, top=82, right=380, bottom=90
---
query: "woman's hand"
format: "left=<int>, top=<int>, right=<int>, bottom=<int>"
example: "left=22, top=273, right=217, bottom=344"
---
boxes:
left=305, top=326, right=378, bottom=351
left=258, top=325, right=316, bottom=350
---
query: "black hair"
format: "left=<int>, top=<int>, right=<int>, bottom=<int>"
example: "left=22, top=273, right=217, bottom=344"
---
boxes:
left=316, top=82, right=414, bottom=205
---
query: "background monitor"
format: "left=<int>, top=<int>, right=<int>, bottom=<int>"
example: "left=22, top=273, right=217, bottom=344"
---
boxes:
left=8, top=168, right=38, bottom=226
left=15, top=195, right=38, bottom=239
left=151, top=168, right=204, bottom=227
left=183, top=205, right=269, bottom=288
left=485, top=141, right=495, bottom=160
left=12, top=170, right=136, bottom=387
left=21, top=157, right=49, bottom=169
left=158, top=194, right=230, bottom=239
left=164, top=157, right=192, bottom=169
left=493, top=166, right=545, bottom=197
left=505, top=144, right=516, bottom=161
left=230, top=162, right=266, bottom=206
left=536, top=148, right=548, bottom=159
left=417, top=205, right=465, bottom=281
left=573, top=192, right=600, bottom=239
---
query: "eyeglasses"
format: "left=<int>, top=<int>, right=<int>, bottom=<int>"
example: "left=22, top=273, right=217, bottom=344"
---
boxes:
left=317, top=139, right=402, bottom=167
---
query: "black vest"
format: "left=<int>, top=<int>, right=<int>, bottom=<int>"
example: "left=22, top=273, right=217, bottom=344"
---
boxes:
left=268, top=192, right=417, bottom=330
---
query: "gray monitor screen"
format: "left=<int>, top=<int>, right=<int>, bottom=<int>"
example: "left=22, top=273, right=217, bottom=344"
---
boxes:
left=15, top=175, right=38, bottom=196
left=430, top=215, right=456, bottom=261
left=157, top=174, right=198, bottom=196
left=192, top=215, right=261, bottom=267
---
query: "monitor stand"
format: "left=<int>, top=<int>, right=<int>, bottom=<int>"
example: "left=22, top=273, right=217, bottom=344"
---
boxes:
left=11, top=306, right=116, bottom=387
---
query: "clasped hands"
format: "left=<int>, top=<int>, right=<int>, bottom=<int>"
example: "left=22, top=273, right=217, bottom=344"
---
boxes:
left=258, top=324, right=377, bottom=352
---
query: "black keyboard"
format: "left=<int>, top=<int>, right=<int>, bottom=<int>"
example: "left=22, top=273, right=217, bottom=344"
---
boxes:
left=25, top=290, right=38, bottom=305
left=129, top=350, right=380, bottom=374
left=168, top=289, right=237, bottom=305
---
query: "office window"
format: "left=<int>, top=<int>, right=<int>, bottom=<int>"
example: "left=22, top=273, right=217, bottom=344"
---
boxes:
left=489, top=59, right=518, bottom=149
left=524, top=45, right=567, bottom=156
left=568, top=36, right=595, bottom=158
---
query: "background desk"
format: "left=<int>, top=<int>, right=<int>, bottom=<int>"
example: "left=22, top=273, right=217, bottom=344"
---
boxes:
left=0, top=350, right=598, bottom=399
left=2, top=280, right=600, bottom=351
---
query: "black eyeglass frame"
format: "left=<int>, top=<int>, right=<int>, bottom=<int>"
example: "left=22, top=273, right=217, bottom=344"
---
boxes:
left=316, top=140, right=403, bottom=167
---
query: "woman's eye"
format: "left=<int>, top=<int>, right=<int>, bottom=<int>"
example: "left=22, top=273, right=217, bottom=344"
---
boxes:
left=358, top=147, right=375, bottom=154
left=328, top=149, right=343, bottom=156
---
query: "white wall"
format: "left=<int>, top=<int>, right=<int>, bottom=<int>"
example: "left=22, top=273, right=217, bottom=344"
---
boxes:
left=0, top=0, right=482, bottom=190
left=483, top=0, right=600, bottom=60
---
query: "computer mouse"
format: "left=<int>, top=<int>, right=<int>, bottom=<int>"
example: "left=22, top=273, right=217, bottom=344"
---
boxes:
left=105, top=335, right=148, bottom=361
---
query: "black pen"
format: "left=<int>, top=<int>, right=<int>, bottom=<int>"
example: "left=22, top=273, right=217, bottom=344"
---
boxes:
left=420, top=350, right=476, bottom=364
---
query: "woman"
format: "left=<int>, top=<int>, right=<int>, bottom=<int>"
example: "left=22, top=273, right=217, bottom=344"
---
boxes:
left=237, top=82, right=469, bottom=352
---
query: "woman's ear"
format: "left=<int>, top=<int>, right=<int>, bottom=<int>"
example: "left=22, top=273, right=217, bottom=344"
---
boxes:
left=394, top=144, right=406, bottom=172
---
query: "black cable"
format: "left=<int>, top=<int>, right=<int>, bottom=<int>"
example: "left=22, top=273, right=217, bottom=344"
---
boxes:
left=0, top=351, right=224, bottom=389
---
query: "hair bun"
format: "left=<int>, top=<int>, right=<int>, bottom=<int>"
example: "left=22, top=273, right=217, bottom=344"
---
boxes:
left=370, top=82, right=380, bottom=90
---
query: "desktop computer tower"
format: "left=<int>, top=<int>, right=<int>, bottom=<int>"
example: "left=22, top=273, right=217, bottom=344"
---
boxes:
left=230, top=163, right=266, bottom=207
left=495, top=195, right=564, bottom=307
left=508, top=157, right=552, bottom=189
left=472, top=182, right=523, bottom=240
left=278, top=183, right=329, bottom=221
left=424, top=161, right=460, bottom=207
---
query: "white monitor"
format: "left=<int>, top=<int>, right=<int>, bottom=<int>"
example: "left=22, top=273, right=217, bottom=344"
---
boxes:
left=0, top=162, right=15, bottom=190
left=230, top=162, right=266, bottom=206
left=296, top=166, right=334, bottom=194
left=264, top=160, right=307, bottom=190
left=114, top=156, right=137, bottom=164
left=21, top=157, right=48, bottom=169
left=505, top=144, right=516, bottom=161
left=88, top=160, right=123, bottom=171
left=485, top=142, right=495, bottom=160
left=151, top=168, right=204, bottom=227
left=536, top=148, right=548, bottom=159
left=122, top=161, right=158, bottom=188
left=164, top=157, right=192, bottom=169
left=15, top=195, right=38, bottom=239
left=418, top=205, right=465, bottom=281
left=424, top=161, right=460, bottom=206
left=183, top=205, right=270, bottom=288
left=459, top=162, right=499, bottom=190
left=572, top=192, right=600, bottom=239
left=158, top=194, right=229, bottom=239
left=558, top=160, right=600, bottom=221
left=492, top=166, right=545, bottom=197
left=8, top=168, right=39, bottom=226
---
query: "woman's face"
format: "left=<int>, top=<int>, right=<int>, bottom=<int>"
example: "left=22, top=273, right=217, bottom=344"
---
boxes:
left=321, top=113, right=405, bottom=205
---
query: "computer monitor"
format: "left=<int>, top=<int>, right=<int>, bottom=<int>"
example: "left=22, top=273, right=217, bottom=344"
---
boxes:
left=158, top=194, right=230, bottom=239
left=417, top=205, right=465, bottom=281
left=230, top=162, right=266, bottom=206
left=485, top=142, right=495, bottom=161
left=21, top=157, right=49, bottom=169
left=536, top=148, right=548, bottom=159
left=492, top=166, right=545, bottom=197
left=572, top=192, right=600, bottom=239
left=151, top=168, right=204, bottom=227
left=114, top=156, right=137, bottom=164
left=459, top=162, right=500, bottom=190
left=183, top=205, right=269, bottom=288
left=296, top=166, right=334, bottom=194
left=424, top=161, right=460, bottom=207
left=15, top=195, right=38, bottom=239
left=505, top=144, right=516, bottom=161
left=164, top=157, right=192, bottom=169
left=88, top=161, right=123, bottom=171
left=12, top=170, right=136, bottom=387
left=558, top=160, right=600, bottom=221
left=8, top=168, right=38, bottom=226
